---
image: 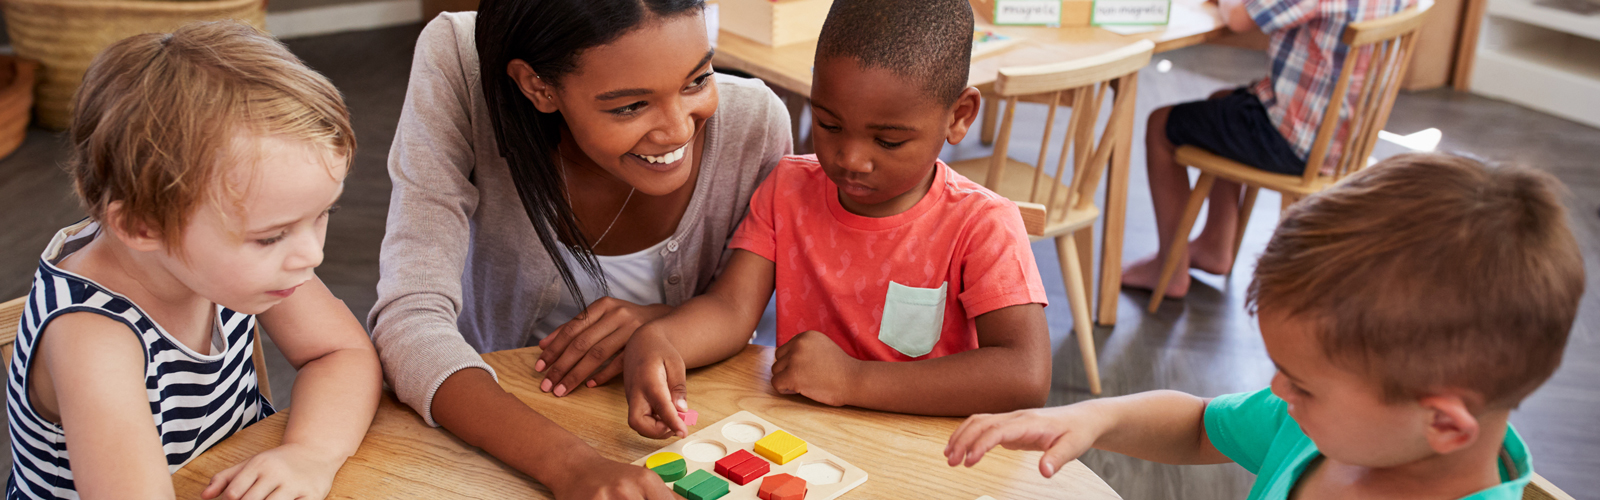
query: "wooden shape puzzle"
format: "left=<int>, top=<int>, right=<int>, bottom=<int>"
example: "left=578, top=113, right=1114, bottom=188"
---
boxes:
left=753, top=430, right=808, bottom=465
left=631, top=411, right=867, bottom=500
left=647, top=452, right=688, bottom=482
left=758, top=473, right=807, bottom=500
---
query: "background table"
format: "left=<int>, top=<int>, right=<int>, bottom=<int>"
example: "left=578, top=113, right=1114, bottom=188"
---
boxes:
left=715, top=1, right=1228, bottom=328
left=173, top=345, right=1123, bottom=499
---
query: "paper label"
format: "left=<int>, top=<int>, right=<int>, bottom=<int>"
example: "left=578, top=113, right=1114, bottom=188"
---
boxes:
left=1092, top=0, right=1171, bottom=25
left=994, top=0, right=1063, bottom=25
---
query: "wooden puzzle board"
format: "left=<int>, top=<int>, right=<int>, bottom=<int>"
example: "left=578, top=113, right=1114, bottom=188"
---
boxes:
left=632, top=411, right=869, bottom=499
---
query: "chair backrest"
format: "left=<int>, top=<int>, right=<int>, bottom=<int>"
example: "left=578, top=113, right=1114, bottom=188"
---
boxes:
left=0, top=296, right=272, bottom=405
left=1524, top=473, right=1575, bottom=500
left=1299, top=4, right=1431, bottom=186
left=984, top=40, right=1154, bottom=232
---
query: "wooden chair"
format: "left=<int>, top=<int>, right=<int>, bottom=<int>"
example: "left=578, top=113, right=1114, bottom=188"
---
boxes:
left=1525, top=473, right=1576, bottom=500
left=0, top=296, right=273, bottom=404
left=1147, top=5, right=1432, bottom=312
left=948, top=40, right=1154, bottom=395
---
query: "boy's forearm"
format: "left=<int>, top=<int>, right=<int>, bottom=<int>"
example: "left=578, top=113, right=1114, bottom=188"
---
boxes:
left=431, top=368, right=604, bottom=488
left=648, top=291, right=763, bottom=368
left=1081, top=390, right=1229, bottom=465
left=279, top=347, right=382, bottom=462
left=843, top=345, right=1049, bottom=416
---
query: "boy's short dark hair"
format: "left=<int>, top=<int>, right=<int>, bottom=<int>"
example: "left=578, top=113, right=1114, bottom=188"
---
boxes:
left=1249, top=153, right=1584, bottom=410
left=816, top=0, right=973, bottom=106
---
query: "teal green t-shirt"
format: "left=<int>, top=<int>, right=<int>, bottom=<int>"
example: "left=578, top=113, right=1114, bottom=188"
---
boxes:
left=1203, top=388, right=1533, bottom=500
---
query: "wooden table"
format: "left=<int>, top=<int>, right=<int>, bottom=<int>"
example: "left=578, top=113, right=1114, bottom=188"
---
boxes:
left=714, top=2, right=1229, bottom=327
left=173, top=345, right=1122, bottom=499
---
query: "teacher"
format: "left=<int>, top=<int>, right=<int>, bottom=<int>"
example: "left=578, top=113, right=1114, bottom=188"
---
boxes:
left=368, top=0, right=791, bottom=497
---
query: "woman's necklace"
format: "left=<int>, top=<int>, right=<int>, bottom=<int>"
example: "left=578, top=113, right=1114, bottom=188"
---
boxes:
left=560, top=154, right=635, bottom=249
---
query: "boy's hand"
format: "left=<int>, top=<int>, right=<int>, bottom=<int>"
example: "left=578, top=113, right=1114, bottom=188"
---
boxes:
left=943, top=405, right=1107, bottom=478
left=624, top=328, right=691, bottom=439
left=201, top=443, right=344, bottom=500
left=771, top=330, right=861, bottom=407
left=537, top=297, right=671, bottom=397
left=547, top=457, right=682, bottom=500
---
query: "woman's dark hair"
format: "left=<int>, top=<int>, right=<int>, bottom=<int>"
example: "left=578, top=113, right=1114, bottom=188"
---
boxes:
left=476, top=0, right=704, bottom=306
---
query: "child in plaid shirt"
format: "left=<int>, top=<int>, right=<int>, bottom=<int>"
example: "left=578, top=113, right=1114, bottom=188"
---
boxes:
left=1123, top=0, right=1411, bottom=298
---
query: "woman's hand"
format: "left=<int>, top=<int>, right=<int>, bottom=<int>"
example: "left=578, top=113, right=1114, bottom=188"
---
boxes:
left=537, top=297, right=671, bottom=397
left=623, top=327, right=691, bottom=439
left=770, top=330, right=862, bottom=407
left=943, top=404, right=1109, bottom=478
left=202, top=443, right=346, bottom=500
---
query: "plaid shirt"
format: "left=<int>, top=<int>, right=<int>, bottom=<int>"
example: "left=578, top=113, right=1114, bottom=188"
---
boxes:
left=1245, top=0, right=1411, bottom=173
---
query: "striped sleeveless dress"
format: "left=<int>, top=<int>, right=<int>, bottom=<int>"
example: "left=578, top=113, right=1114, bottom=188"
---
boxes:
left=6, top=220, right=275, bottom=500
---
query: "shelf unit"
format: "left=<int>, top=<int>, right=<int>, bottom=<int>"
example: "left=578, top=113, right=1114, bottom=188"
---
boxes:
left=1470, top=0, right=1600, bottom=129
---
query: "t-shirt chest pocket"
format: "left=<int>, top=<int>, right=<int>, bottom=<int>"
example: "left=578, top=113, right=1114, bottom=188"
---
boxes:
left=878, top=281, right=948, bottom=358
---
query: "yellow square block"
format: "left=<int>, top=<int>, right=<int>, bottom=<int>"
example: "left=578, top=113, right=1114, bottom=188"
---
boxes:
left=753, top=430, right=808, bottom=465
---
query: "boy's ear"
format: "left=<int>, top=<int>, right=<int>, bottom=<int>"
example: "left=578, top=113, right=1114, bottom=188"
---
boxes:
left=103, top=202, right=164, bottom=253
left=944, top=87, right=985, bottom=145
left=507, top=59, right=560, bottom=114
left=1418, top=394, right=1481, bottom=455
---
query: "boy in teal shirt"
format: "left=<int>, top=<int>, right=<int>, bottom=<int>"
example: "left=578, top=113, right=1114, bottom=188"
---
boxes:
left=944, top=153, right=1584, bottom=499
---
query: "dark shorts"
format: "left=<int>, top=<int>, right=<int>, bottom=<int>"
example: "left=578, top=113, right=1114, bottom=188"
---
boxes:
left=1165, top=88, right=1307, bottom=176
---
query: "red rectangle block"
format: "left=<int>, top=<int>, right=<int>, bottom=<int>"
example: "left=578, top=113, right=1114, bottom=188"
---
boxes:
left=714, top=449, right=760, bottom=479
left=727, top=456, right=771, bottom=486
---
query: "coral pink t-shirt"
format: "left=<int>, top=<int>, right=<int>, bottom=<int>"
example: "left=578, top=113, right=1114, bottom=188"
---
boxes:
left=729, top=155, right=1048, bottom=362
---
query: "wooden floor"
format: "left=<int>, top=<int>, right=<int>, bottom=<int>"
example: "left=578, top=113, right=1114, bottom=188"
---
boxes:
left=1, top=24, right=1595, bottom=498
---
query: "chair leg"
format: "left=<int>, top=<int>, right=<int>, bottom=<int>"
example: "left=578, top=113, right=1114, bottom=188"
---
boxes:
left=1279, top=193, right=1301, bottom=221
left=1058, top=234, right=1102, bottom=395
left=1149, top=172, right=1216, bottom=313
left=1074, top=227, right=1095, bottom=304
left=980, top=94, right=1000, bottom=146
left=1230, top=186, right=1260, bottom=272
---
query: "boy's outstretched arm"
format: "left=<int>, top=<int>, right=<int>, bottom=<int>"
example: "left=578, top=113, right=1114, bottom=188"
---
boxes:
left=205, top=277, right=382, bottom=500
left=1218, top=0, right=1260, bottom=32
left=624, top=249, right=777, bottom=438
left=945, top=391, right=1231, bottom=477
left=771, top=302, right=1051, bottom=416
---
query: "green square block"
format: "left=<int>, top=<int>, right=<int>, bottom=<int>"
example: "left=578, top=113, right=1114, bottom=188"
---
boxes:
left=651, top=459, right=687, bottom=482
left=687, top=473, right=729, bottom=500
left=674, top=470, right=714, bottom=498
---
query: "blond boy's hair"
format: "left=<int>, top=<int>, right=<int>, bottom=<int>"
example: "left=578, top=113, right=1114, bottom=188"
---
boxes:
left=67, top=21, right=355, bottom=247
left=1249, top=153, right=1584, bottom=410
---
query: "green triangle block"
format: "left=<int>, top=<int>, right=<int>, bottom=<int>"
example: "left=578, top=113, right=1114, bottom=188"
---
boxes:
left=650, top=458, right=687, bottom=482
left=674, top=469, right=715, bottom=497
left=687, top=474, right=729, bottom=500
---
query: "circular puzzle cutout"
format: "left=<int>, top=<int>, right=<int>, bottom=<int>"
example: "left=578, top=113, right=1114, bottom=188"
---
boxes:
left=721, top=422, right=766, bottom=443
left=682, top=440, right=728, bottom=463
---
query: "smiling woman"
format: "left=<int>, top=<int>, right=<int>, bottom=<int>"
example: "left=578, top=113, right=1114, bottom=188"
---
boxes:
left=368, top=1, right=791, bottom=498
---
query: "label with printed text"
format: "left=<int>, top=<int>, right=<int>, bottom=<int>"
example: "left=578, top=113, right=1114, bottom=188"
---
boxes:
left=1091, top=0, right=1171, bottom=25
left=994, top=0, right=1063, bottom=25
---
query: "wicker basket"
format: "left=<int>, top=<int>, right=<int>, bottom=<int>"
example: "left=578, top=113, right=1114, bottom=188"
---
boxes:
left=0, top=55, right=38, bottom=160
left=1, top=0, right=266, bottom=130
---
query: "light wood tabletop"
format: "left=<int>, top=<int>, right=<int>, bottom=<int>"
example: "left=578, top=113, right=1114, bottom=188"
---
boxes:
left=713, top=0, right=1229, bottom=99
left=172, top=345, right=1123, bottom=499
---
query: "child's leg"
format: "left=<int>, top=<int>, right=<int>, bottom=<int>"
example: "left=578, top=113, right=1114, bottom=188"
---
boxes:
left=1122, top=105, right=1194, bottom=298
left=1123, top=91, right=1245, bottom=297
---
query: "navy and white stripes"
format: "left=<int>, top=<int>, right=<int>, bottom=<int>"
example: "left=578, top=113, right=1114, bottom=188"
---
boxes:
left=6, top=221, right=274, bottom=500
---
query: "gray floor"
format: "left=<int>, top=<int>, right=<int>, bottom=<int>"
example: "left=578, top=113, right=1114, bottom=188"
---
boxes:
left=1, top=24, right=1596, bottom=499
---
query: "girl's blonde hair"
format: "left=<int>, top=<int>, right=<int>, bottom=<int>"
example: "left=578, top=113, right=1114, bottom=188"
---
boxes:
left=67, top=20, right=355, bottom=247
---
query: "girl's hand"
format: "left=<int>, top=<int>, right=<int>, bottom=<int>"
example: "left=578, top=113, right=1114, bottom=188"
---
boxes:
left=201, top=443, right=345, bottom=500
left=548, top=457, right=681, bottom=500
left=943, top=405, right=1107, bottom=478
left=536, top=297, right=671, bottom=397
left=770, top=330, right=860, bottom=407
left=623, top=328, right=691, bottom=439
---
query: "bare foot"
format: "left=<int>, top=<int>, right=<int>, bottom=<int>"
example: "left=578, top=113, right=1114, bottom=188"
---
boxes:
left=1187, top=244, right=1234, bottom=275
left=1121, top=253, right=1190, bottom=298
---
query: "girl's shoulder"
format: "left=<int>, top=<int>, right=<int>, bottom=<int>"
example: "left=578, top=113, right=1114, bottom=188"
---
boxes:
left=712, top=73, right=789, bottom=137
